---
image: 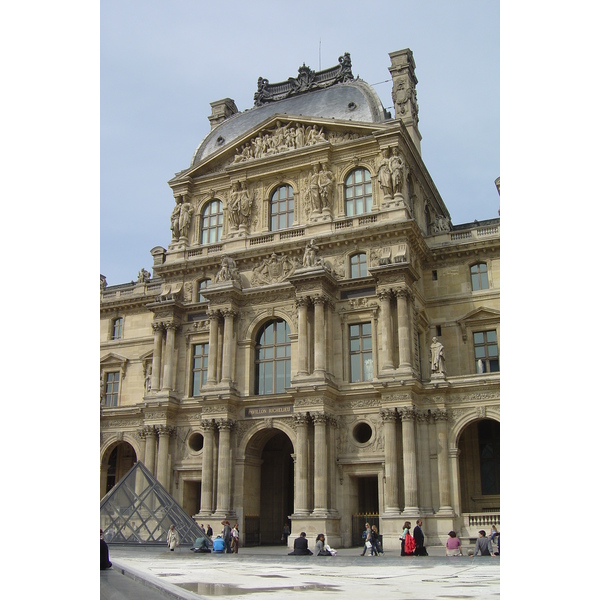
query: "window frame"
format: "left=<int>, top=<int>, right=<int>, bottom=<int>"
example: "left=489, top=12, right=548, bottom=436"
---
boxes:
left=350, top=252, right=368, bottom=279
left=191, top=342, right=209, bottom=396
left=473, top=329, right=499, bottom=373
left=470, top=262, right=490, bottom=291
left=348, top=321, right=373, bottom=382
left=344, top=167, right=373, bottom=216
left=111, top=317, right=123, bottom=340
left=200, top=199, right=223, bottom=245
left=270, top=185, right=295, bottom=232
left=254, top=319, right=292, bottom=395
left=197, top=278, right=211, bottom=303
left=104, top=371, right=120, bottom=407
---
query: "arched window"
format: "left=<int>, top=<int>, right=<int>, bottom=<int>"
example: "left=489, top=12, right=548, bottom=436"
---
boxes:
left=270, top=185, right=294, bottom=231
left=350, top=252, right=368, bottom=278
left=344, top=168, right=372, bottom=216
left=197, top=279, right=210, bottom=303
left=255, top=319, right=291, bottom=395
left=470, top=262, right=489, bottom=291
left=201, top=200, right=223, bottom=245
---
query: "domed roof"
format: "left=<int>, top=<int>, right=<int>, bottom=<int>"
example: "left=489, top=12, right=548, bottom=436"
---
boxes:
left=191, top=78, right=389, bottom=167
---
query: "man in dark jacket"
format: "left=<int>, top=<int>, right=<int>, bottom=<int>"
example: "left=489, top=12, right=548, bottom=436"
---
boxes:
left=413, top=519, right=427, bottom=556
left=472, top=530, right=496, bottom=557
left=288, top=531, right=313, bottom=555
left=222, top=520, right=232, bottom=553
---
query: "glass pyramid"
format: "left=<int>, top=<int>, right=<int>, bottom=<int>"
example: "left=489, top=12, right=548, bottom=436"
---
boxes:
left=100, top=461, right=209, bottom=546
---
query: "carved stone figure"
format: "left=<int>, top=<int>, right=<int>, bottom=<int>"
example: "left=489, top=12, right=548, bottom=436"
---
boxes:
left=229, top=182, right=253, bottom=232
left=430, top=336, right=446, bottom=377
left=214, top=255, right=240, bottom=283
left=302, top=239, right=321, bottom=267
left=318, top=164, right=334, bottom=211
left=100, top=275, right=107, bottom=292
left=308, top=165, right=321, bottom=212
left=377, top=148, right=393, bottom=197
left=144, top=365, right=152, bottom=393
left=170, top=197, right=182, bottom=240
left=389, top=147, right=404, bottom=196
left=178, top=200, right=194, bottom=240
left=137, top=268, right=151, bottom=283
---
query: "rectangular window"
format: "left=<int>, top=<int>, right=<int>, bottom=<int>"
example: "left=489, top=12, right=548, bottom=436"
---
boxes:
left=192, top=343, right=209, bottom=396
left=104, top=372, right=120, bottom=407
left=349, top=322, right=373, bottom=382
left=474, top=330, right=499, bottom=373
left=112, top=318, right=123, bottom=340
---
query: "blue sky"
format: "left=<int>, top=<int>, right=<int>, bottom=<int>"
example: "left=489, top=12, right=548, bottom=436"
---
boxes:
left=100, top=0, right=499, bottom=285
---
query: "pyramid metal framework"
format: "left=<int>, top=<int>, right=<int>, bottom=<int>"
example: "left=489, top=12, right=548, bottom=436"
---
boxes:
left=100, top=461, right=209, bottom=546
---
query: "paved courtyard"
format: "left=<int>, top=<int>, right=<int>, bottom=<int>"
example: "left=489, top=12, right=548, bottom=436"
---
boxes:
left=101, top=545, right=500, bottom=600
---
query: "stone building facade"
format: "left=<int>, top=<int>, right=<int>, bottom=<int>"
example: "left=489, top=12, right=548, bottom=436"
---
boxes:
left=100, top=49, right=499, bottom=549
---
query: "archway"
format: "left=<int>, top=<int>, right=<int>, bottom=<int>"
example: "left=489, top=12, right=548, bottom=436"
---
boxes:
left=457, top=418, right=500, bottom=513
left=101, top=441, right=137, bottom=497
left=243, top=428, right=294, bottom=545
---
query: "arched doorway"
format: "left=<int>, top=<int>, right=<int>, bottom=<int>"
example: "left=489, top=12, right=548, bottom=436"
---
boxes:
left=101, top=441, right=137, bottom=497
left=243, top=429, right=294, bottom=545
left=458, top=419, right=500, bottom=513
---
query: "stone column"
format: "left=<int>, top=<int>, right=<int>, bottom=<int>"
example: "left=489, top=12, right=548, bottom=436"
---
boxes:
left=312, top=413, right=328, bottom=515
left=433, top=409, right=453, bottom=514
left=395, top=287, right=413, bottom=370
left=416, top=411, right=434, bottom=514
left=207, top=310, right=220, bottom=385
left=380, top=409, right=400, bottom=514
left=215, top=419, right=234, bottom=515
left=150, top=324, right=163, bottom=391
left=221, top=309, right=236, bottom=383
left=296, top=297, right=310, bottom=375
left=200, top=420, right=215, bottom=515
left=156, top=425, right=173, bottom=488
left=162, top=323, right=177, bottom=391
left=294, top=414, right=310, bottom=516
left=143, top=425, right=157, bottom=477
left=313, top=296, right=326, bottom=374
left=377, top=290, right=395, bottom=370
left=448, top=447, right=462, bottom=515
left=400, top=407, right=419, bottom=513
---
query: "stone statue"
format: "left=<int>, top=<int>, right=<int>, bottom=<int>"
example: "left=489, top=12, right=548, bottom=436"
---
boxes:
left=144, top=365, right=152, bottom=393
left=214, top=255, right=240, bottom=283
left=100, top=275, right=107, bottom=292
left=377, top=148, right=393, bottom=197
left=170, top=197, right=182, bottom=240
left=302, top=239, right=320, bottom=267
left=229, top=182, right=253, bottom=231
left=430, top=337, right=446, bottom=377
left=178, top=199, right=194, bottom=240
left=318, top=163, right=334, bottom=210
left=137, top=268, right=151, bottom=283
left=389, top=147, right=404, bottom=196
left=308, top=165, right=321, bottom=212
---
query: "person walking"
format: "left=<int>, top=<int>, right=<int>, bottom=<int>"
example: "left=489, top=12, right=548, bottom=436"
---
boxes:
left=413, top=519, right=428, bottom=556
left=370, top=524, right=383, bottom=556
left=231, top=523, right=239, bottom=553
left=445, top=531, right=463, bottom=556
left=400, top=521, right=415, bottom=556
left=472, top=530, right=496, bottom=557
left=282, top=522, right=290, bottom=545
left=167, top=525, right=180, bottom=551
left=360, top=522, right=371, bottom=556
left=206, top=524, right=213, bottom=539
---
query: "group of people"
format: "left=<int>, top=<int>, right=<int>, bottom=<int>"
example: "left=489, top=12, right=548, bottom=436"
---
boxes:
left=287, top=531, right=337, bottom=556
left=195, top=520, right=239, bottom=554
left=446, top=525, right=499, bottom=557
left=360, top=522, right=384, bottom=556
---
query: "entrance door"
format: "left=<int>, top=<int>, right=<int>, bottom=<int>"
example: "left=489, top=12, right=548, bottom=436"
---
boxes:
left=352, top=475, right=379, bottom=546
left=104, top=442, right=136, bottom=496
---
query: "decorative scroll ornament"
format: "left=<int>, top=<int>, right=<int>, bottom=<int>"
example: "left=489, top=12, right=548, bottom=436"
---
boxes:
left=253, top=53, right=354, bottom=107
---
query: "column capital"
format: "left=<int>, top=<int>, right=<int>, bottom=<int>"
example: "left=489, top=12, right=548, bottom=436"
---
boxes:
left=399, top=406, right=417, bottom=421
left=295, top=296, right=311, bottom=308
left=380, top=408, right=398, bottom=423
left=221, top=308, right=238, bottom=319
left=200, top=419, right=216, bottom=432
left=394, top=286, right=414, bottom=301
left=311, top=412, right=328, bottom=425
left=431, top=408, right=448, bottom=422
left=208, top=309, right=221, bottom=321
left=217, top=418, right=235, bottom=431
left=294, top=413, right=311, bottom=427
left=151, top=322, right=164, bottom=333
left=141, top=424, right=157, bottom=438
left=156, top=424, right=175, bottom=437
left=376, top=288, right=394, bottom=302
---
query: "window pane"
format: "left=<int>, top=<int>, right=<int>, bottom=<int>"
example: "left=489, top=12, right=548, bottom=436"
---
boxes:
left=474, top=332, right=485, bottom=344
left=486, top=331, right=497, bottom=343
left=363, top=355, right=373, bottom=381
left=349, top=324, right=359, bottom=337
left=350, top=355, right=361, bottom=382
left=474, top=346, right=486, bottom=359
left=362, top=323, right=371, bottom=336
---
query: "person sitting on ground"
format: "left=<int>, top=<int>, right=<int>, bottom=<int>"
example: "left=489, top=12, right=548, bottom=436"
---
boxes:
left=212, top=535, right=226, bottom=553
left=191, top=536, right=211, bottom=553
left=472, top=530, right=496, bottom=557
left=314, top=533, right=331, bottom=556
left=288, top=531, right=313, bottom=555
left=100, top=529, right=112, bottom=570
left=445, top=531, right=463, bottom=556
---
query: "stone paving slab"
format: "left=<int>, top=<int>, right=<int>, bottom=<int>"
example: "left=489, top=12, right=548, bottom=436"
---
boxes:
left=103, top=545, right=500, bottom=600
